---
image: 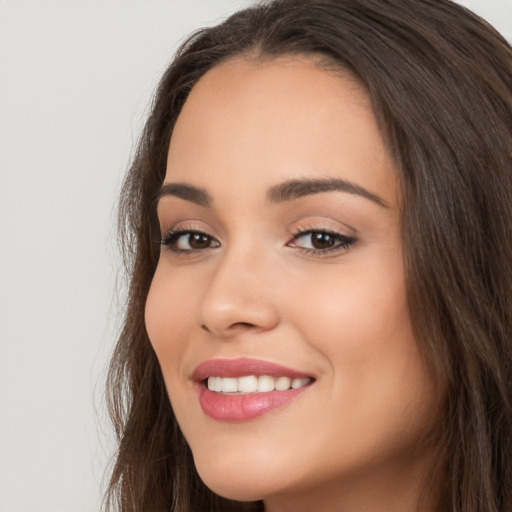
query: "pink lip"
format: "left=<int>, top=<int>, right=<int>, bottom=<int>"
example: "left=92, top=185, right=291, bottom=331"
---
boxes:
left=192, top=358, right=312, bottom=380
left=192, top=358, right=314, bottom=422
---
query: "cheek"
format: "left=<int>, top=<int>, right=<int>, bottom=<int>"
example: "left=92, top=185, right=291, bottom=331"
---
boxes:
left=286, top=256, right=411, bottom=355
left=144, top=266, right=196, bottom=370
left=284, top=257, right=432, bottom=429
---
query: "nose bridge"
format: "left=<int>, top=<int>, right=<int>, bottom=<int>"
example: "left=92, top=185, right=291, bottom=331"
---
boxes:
left=198, top=239, right=279, bottom=337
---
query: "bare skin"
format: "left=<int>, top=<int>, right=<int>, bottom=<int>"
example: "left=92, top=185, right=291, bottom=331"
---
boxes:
left=145, top=55, right=440, bottom=512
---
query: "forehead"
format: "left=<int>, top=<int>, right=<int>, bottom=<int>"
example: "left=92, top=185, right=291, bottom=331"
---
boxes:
left=166, top=55, right=398, bottom=207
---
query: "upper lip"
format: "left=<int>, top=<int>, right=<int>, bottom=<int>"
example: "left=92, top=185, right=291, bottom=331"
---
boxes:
left=192, top=358, right=314, bottom=381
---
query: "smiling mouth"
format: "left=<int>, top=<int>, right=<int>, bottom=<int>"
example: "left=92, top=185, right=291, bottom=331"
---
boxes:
left=193, top=358, right=316, bottom=421
left=206, top=375, right=313, bottom=394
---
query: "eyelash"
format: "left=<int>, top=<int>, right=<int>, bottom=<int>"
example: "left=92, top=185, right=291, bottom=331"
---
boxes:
left=160, top=227, right=219, bottom=255
left=289, top=226, right=356, bottom=256
left=160, top=226, right=356, bottom=257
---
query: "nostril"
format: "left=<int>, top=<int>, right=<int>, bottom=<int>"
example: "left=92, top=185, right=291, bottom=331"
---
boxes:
left=233, top=322, right=255, bottom=329
left=200, top=321, right=257, bottom=335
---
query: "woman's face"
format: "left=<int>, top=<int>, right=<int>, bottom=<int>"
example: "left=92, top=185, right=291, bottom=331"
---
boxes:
left=146, top=56, right=439, bottom=511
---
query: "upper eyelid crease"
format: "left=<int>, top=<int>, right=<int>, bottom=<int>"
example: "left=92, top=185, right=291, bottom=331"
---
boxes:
left=155, top=178, right=388, bottom=209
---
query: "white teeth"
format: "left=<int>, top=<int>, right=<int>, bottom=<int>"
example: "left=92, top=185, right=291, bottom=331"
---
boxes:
left=221, top=377, right=238, bottom=393
left=208, top=376, right=223, bottom=392
left=238, top=375, right=258, bottom=393
left=206, top=375, right=312, bottom=393
left=275, top=376, right=292, bottom=391
left=291, top=377, right=310, bottom=389
left=258, top=375, right=275, bottom=392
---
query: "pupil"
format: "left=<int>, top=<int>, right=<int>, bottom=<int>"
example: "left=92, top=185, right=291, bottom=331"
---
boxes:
left=312, top=232, right=334, bottom=249
left=190, top=233, right=210, bottom=249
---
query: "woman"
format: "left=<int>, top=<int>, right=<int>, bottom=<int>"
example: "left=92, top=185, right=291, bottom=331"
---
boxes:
left=104, top=1, right=512, bottom=511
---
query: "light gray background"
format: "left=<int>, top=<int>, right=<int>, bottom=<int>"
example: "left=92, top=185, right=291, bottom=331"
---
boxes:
left=0, top=1, right=510, bottom=511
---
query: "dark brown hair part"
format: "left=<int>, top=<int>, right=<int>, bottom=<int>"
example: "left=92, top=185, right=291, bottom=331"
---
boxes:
left=104, top=1, right=512, bottom=510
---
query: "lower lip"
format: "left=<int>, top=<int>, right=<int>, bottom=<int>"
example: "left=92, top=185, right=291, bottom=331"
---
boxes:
left=197, top=385, right=310, bottom=421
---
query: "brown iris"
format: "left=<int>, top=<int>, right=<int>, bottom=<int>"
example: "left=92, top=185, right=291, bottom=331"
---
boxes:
left=188, top=233, right=212, bottom=249
left=310, top=232, right=337, bottom=249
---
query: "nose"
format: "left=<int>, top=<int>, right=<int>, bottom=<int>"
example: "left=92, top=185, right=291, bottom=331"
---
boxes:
left=198, top=250, right=280, bottom=338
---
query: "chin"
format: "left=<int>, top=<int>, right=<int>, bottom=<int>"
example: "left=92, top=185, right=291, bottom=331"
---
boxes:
left=196, top=466, right=266, bottom=502
left=192, top=448, right=292, bottom=502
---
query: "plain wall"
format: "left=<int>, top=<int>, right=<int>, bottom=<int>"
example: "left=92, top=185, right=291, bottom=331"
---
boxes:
left=0, top=1, right=510, bottom=511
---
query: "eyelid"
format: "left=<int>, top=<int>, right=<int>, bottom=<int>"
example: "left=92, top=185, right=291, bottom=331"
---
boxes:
left=160, top=227, right=218, bottom=244
left=159, top=220, right=221, bottom=254
left=288, top=219, right=354, bottom=239
left=159, top=219, right=217, bottom=238
left=159, top=219, right=356, bottom=258
left=287, top=223, right=357, bottom=256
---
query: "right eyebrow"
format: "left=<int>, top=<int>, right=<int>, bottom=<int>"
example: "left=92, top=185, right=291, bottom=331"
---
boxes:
left=156, top=183, right=212, bottom=207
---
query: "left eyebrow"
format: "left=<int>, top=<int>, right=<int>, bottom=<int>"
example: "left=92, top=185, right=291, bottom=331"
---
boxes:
left=267, top=178, right=389, bottom=208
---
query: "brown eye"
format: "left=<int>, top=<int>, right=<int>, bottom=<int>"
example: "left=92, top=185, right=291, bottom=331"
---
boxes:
left=310, top=232, right=337, bottom=249
left=188, top=233, right=212, bottom=249
left=161, top=230, right=220, bottom=252
left=289, top=230, right=356, bottom=255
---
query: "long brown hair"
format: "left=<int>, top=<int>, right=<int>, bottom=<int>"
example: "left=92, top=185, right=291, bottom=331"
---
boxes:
left=104, top=1, right=512, bottom=510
